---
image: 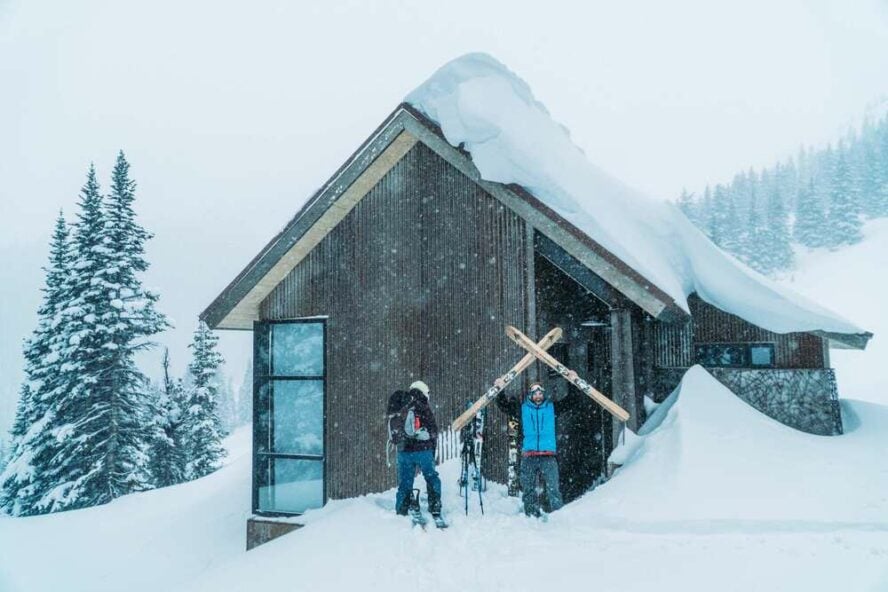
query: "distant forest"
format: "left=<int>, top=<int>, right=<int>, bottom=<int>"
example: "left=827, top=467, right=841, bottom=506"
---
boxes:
left=676, top=114, right=888, bottom=276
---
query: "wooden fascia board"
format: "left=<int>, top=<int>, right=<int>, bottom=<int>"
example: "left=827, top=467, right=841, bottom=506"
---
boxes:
left=202, top=106, right=419, bottom=329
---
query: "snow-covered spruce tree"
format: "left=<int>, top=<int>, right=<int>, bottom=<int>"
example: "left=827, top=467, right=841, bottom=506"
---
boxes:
left=874, top=116, right=888, bottom=218
left=37, top=157, right=167, bottom=512
left=147, top=349, right=188, bottom=488
left=236, top=362, right=253, bottom=427
left=676, top=188, right=698, bottom=226
left=216, top=375, right=238, bottom=434
left=0, top=212, right=73, bottom=515
left=826, top=148, right=863, bottom=248
left=739, top=185, right=768, bottom=272
left=761, top=184, right=793, bottom=273
left=183, top=321, right=227, bottom=479
left=794, top=179, right=829, bottom=248
left=100, top=151, right=170, bottom=487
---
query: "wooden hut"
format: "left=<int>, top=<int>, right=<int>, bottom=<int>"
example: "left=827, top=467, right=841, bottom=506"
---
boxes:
left=201, top=102, right=870, bottom=547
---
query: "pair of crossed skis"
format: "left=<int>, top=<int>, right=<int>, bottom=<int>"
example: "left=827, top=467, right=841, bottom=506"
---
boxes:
left=451, top=325, right=630, bottom=433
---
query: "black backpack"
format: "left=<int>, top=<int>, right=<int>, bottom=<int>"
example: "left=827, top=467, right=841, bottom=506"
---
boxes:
left=386, top=390, right=417, bottom=465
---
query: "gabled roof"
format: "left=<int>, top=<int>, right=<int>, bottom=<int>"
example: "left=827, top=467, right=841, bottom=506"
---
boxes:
left=201, top=54, right=870, bottom=351
left=200, top=103, right=688, bottom=330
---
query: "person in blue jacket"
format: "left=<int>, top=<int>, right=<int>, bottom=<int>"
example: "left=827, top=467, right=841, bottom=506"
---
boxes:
left=495, top=374, right=580, bottom=517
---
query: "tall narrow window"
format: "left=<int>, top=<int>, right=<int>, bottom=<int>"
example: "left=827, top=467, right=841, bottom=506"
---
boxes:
left=253, top=320, right=326, bottom=515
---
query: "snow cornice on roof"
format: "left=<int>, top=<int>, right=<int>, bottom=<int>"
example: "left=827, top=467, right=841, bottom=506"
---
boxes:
left=200, top=103, right=688, bottom=330
left=201, top=53, right=870, bottom=350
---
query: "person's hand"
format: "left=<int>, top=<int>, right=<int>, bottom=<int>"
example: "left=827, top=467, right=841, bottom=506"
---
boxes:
left=494, top=377, right=506, bottom=390
left=414, top=428, right=431, bottom=441
left=566, top=370, right=579, bottom=382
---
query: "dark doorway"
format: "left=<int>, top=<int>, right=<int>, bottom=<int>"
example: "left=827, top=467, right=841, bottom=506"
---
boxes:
left=534, top=253, right=615, bottom=503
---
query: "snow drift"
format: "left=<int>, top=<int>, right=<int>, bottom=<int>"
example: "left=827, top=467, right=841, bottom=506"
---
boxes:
left=6, top=368, right=886, bottom=592
left=406, top=53, right=864, bottom=336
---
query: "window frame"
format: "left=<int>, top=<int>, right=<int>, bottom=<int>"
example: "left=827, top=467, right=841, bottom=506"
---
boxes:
left=252, top=318, right=328, bottom=517
left=693, top=342, right=776, bottom=369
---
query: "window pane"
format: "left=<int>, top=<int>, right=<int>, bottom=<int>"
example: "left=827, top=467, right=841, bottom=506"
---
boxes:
left=750, top=345, right=774, bottom=367
left=272, top=323, right=324, bottom=376
left=258, top=458, right=323, bottom=514
left=273, top=380, right=323, bottom=455
left=695, top=344, right=747, bottom=367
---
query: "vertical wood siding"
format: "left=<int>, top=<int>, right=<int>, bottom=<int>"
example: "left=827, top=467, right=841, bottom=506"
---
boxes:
left=687, top=295, right=826, bottom=369
left=260, top=143, right=526, bottom=498
left=653, top=297, right=826, bottom=370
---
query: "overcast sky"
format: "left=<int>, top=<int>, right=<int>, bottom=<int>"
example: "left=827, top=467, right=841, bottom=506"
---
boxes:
left=1, top=0, right=887, bottom=431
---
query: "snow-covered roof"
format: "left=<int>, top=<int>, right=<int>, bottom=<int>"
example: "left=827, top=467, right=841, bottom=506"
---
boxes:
left=406, top=53, right=868, bottom=339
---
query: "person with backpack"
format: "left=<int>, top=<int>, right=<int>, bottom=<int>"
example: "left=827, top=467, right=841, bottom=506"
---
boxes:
left=389, top=380, right=442, bottom=519
left=494, top=374, right=581, bottom=518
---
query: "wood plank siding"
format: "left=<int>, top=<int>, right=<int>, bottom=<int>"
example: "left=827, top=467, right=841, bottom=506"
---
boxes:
left=259, top=143, right=527, bottom=498
left=652, top=295, right=827, bottom=370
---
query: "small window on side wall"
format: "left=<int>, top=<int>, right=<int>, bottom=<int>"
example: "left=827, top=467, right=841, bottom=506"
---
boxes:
left=694, top=343, right=775, bottom=368
left=749, top=344, right=775, bottom=367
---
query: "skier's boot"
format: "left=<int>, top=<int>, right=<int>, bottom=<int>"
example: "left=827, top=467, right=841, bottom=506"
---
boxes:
left=396, top=491, right=411, bottom=516
left=427, top=490, right=442, bottom=518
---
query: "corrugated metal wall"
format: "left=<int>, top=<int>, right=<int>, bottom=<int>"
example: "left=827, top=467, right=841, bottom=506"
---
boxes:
left=260, top=143, right=526, bottom=498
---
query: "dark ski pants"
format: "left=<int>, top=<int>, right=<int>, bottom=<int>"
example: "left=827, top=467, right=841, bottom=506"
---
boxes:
left=520, top=454, right=563, bottom=516
left=396, top=449, right=442, bottom=514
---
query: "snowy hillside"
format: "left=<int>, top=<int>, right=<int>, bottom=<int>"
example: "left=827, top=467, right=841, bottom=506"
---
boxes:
left=781, top=218, right=888, bottom=406
left=2, top=370, right=887, bottom=592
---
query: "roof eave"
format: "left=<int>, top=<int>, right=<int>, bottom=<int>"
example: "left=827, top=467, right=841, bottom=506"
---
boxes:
left=812, top=330, right=874, bottom=351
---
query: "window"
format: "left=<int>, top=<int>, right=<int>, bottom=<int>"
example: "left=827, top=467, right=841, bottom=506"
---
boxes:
left=749, top=344, right=775, bottom=367
left=694, top=343, right=775, bottom=368
left=253, top=320, right=326, bottom=516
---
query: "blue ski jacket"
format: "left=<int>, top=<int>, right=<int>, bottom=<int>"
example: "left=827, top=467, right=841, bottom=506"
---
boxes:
left=520, top=399, right=557, bottom=454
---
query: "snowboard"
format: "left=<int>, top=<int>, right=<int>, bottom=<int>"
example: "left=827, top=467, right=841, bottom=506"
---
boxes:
left=505, top=325, right=630, bottom=422
left=451, top=327, right=563, bottom=432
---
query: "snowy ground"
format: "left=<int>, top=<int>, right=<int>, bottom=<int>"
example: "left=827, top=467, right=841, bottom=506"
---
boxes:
left=2, top=224, right=887, bottom=592
left=2, top=367, right=887, bottom=592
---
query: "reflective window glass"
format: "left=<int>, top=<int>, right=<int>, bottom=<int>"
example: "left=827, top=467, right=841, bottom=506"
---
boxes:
left=257, top=458, right=324, bottom=514
left=272, top=323, right=324, bottom=376
left=272, top=380, right=323, bottom=455
left=750, top=345, right=774, bottom=367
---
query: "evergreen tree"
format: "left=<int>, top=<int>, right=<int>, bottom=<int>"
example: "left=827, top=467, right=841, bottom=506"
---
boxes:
left=0, top=212, right=73, bottom=515
left=147, top=349, right=188, bottom=488
left=100, top=151, right=170, bottom=488
left=740, top=185, right=768, bottom=272
left=183, top=322, right=227, bottom=479
left=36, top=157, right=166, bottom=512
left=236, top=362, right=253, bottom=427
left=794, top=179, right=828, bottom=248
left=874, top=117, right=888, bottom=217
left=676, top=188, right=698, bottom=225
left=826, top=148, right=863, bottom=247
left=761, top=183, right=793, bottom=272
left=215, top=374, right=238, bottom=433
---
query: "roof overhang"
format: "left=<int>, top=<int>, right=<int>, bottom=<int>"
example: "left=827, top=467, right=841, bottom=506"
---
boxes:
left=813, top=330, right=873, bottom=351
left=199, top=104, right=738, bottom=331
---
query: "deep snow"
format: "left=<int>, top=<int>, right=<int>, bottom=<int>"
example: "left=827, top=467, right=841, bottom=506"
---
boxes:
left=407, top=53, right=865, bottom=337
left=2, top=368, right=887, bottom=592
left=780, top=218, right=888, bottom=406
